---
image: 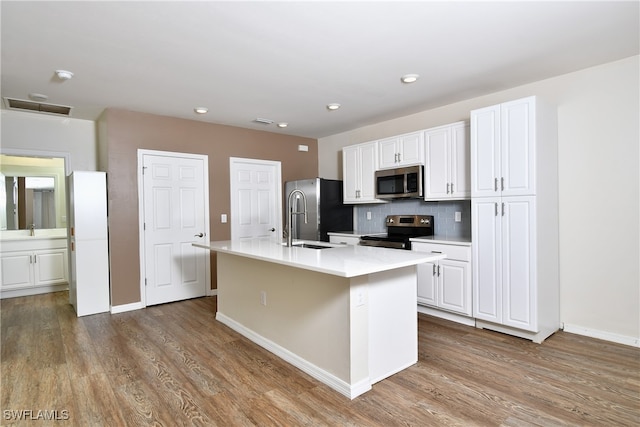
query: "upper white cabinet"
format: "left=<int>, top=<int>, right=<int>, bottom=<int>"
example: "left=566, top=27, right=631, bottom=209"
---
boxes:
left=342, top=141, right=386, bottom=204
left=424, top=121, right=470, bottom=200
left=470, top=97, right=536, bottom=198
left=470, top=96, right=560, bottom=343
left=378, top=131, right=424, bottom=169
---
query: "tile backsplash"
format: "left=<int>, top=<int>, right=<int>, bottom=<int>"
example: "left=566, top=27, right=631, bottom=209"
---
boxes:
left=354, top=199, right=471, bottom=239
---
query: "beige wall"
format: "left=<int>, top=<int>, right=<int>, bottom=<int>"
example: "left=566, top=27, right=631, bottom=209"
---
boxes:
left=319, top=56, right=640, bottom=344
left=99, top=109, right=318, bottom=306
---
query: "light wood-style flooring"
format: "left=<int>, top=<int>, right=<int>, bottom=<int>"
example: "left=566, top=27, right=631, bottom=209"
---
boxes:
left=1, top=291, right=638, bottom=426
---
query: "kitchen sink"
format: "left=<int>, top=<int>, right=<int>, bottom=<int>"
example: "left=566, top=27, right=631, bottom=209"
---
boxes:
left=294, top=243, right=335, bottom=250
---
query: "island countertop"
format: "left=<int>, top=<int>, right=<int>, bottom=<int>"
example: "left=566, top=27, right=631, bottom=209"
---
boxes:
left=194, top=238, right=445, bottom=278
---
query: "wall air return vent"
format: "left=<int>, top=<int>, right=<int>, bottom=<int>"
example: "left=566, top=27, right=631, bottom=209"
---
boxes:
left=3, top=97, right=72, bottom=116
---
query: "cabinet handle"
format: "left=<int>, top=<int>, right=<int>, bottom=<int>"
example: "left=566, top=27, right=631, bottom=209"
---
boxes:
left=446, top=183, right=450, bottom=194
left=495, top=203, right=499, bottom=216
left=437, top=265, right=441, bottom=277
left=502, top=202, right=505, bottom=216
left=356, top=189, right=360, bottom=198
left=33, top=254, right=37, bottom=264
left=398, top=153, right=401, bottom=162
left=494, top=178, right=499, bottom=192
left=432, top=264, right=437, bottom=275
left=450, top=183, right=454, bottom=193
left=501, top=177, right=505, bottom=191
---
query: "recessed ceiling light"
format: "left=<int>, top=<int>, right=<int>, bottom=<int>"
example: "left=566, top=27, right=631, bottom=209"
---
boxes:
left=277, top=122, right=288, bottom=128
left=401, top=74, right=419, bottom=84
left=326, top=103, right=341, bottom=111
left=194, top=107, right=208, bottom=114
left=55, top=70, right=74, bottom=80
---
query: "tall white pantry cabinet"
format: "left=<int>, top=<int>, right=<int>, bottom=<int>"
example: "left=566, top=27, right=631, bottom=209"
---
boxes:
left=470, top=96, right=559, bottom=343
left=67, top=171, right=110, bottom=316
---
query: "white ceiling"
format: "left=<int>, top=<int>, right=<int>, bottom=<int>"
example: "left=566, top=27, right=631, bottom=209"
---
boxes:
left=1, top=1, right=638, bottom=139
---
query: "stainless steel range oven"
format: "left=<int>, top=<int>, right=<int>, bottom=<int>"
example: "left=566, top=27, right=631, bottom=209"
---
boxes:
left=359, top=215, right=434, bottom=250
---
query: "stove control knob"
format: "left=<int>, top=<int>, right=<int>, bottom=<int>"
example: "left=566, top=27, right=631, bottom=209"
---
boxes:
left=420, top=219, right=429, bottom=224
left=387, top=218, right=394, bottom=223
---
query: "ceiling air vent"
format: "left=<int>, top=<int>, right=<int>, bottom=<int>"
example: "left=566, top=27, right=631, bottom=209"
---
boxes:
left=253, top=117, right=274, bottom=125
left=3, top=97, right=73, bottom=116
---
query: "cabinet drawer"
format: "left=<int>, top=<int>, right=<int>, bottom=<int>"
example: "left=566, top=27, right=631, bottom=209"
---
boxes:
left=412, top=242, right=471, bottom=262
left=329, top=235, right=361, bottom=246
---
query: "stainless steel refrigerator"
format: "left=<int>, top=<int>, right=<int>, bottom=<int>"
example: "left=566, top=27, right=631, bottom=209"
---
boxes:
left=285, top=178, right=353, bottom=242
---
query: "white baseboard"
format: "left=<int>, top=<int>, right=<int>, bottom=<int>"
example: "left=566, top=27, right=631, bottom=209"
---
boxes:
left=110, top=301, right=144, bottom=314
left=417, top=305, right=476, bottom=327
left=1, top=283, right=68, bottom=299
left=206, top=288, right=218, bottom=297
left=216, top=312, right=371, bottom=399
left=562, top=323, right=639, bottom=348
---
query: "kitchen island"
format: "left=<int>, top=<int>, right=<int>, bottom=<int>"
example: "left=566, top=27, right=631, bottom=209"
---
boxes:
left=194, top=238, right=445, bottom=399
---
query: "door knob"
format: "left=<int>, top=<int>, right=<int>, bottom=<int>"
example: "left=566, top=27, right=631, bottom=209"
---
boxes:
left=269, top=228, right=275, bottom=232
left=194, top=232, right=204, bottom=238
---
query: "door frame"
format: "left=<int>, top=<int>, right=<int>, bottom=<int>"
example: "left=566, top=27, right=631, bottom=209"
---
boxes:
left=137, top=149, right=211, bottom=308
left=229, top=157, right=282, bottom=241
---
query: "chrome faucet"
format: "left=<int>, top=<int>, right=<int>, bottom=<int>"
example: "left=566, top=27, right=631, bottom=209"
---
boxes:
left=286, top=189, right=308, bottom=247
left=29, top=224, right=36, bottom=237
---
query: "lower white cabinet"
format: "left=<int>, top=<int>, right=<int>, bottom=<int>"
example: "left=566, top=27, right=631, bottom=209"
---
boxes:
left=412, top=241, right=472, bottom=317
left=0, top=238, right=68, bottom=296
left=328, top=234, right=361, bottom=246
left=472, top=196, right=559, bottom=343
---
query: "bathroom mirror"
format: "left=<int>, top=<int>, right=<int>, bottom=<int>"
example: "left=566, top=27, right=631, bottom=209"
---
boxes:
left=0, top=154, right=67, bottom=230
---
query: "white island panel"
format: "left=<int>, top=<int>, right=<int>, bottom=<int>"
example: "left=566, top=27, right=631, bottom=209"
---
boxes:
left=198, top=238, right=445, bottom=399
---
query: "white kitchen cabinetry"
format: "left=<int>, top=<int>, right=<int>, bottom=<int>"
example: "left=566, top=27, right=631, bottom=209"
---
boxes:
left=470, top=96, right=559, bottom=343
left=67, top=171, right=110, bottom=316
left=424, top=121, right=470, bottom=200
left=342, top=141, right=385, bottom=204
left=328, top=234, right=361, bottom=246
left=378, top=132, right=424, bottom=169
left=413, top=241, right=472, bottom=318
left=471, top=97, right=536, bottom=198
left=1, top=238, right=68, bottom=297
left=472, top=197, right=535, bottom=326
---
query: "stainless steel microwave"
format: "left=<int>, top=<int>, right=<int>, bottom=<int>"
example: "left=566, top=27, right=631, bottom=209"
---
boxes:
left=375, top=165, right=423, bottom=199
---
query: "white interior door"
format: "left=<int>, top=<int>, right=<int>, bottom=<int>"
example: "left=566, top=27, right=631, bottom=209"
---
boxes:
left=139, top=150, right=210, bottom=306
left=229, top=157, right=281, bottom=240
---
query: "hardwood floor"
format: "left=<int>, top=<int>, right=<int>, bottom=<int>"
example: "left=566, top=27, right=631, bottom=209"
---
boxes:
left=1, top=291, right=638, bottom=426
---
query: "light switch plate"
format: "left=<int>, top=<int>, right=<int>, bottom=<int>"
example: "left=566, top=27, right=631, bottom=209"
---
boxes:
left=221, top=214, right=228, bottom=223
